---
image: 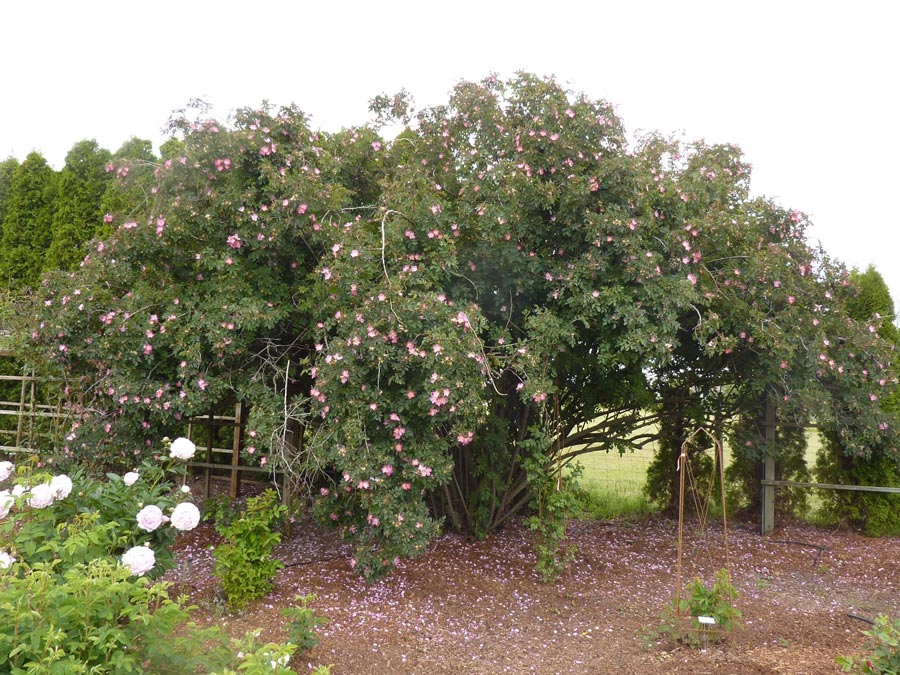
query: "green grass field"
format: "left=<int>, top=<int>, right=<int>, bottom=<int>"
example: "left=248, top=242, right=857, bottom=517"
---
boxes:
left=577, top=447, right=656, bottom=497
left=571, top=445, right=658, bottom=519
left=574, top=429, right=827, bottom=520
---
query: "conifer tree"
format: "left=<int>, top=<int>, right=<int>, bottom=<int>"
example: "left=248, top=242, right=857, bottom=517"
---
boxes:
left=0, top=156, right=19, bottom=228
left=846, top=265, right=898, bottom=343
left=0, top=152, right=56, bottom=289
left=45, top=140, right=113, bottom=271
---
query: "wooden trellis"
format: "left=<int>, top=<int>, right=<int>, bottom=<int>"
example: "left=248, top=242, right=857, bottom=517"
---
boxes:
left=0, top=360, right=70, bottom=453
left=674, top=428, right=732, bottom=613
left=185, top=401, right=263, bottom=499
left=0, top=358, right=277, bottom=502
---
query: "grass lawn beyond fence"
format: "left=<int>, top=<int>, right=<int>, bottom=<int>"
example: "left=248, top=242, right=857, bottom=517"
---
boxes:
left=573, top=431, right=826, bottom=520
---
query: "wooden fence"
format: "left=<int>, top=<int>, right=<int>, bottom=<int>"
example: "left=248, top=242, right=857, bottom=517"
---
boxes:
left=0, top=366, right=69, bottom=453
left=759, top=397, right=900, bottom=533
left=185, top=401, right=273, bottom=499
left=0, top=360, right=274, bottom=500
left=7, top=361, right=895, bottom=522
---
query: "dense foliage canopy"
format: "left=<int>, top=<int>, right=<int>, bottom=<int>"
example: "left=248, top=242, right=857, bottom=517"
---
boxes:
left=19, top=74, right=900, bottom=576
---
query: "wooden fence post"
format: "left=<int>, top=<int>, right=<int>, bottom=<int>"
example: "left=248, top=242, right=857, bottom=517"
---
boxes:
left=229, top=401, right=245, bottom=499
left=14, top=365, right=28, bottom=448
left=203, top=410, right=214, bottom=498
left=761, top=396, right=776, bottom=535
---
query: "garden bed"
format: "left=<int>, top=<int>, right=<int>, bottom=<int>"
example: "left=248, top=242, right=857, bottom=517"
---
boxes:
left=168, top=508, right=897, bottom=674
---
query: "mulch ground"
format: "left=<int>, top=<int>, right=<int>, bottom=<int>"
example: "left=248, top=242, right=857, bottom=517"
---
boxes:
left=167, top=499, right=899, bottom=675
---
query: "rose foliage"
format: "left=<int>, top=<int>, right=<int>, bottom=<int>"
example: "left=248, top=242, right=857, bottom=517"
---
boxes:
left=0, top=454, right=319, bottom=674
left=27, top=74, right=899, bottom=577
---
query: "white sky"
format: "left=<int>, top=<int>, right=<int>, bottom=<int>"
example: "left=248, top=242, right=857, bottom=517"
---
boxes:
left=2, top=1, right=898, bottom=312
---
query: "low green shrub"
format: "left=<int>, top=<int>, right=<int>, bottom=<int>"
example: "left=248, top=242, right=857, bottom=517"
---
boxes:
left=649, top=568, right=741, bottom=648
left=837, top=614, right=900, bottom=674
left=0, top=555, right=230, bottom=673
left=0, top=442, right=324, bottom=674
left=681, top=568, right=742, bottom=633
left=282, top=594, right=328, bottom=652
left=203, top=492, right=240, bottom=528
left=213, top=488, right=286, bottom=608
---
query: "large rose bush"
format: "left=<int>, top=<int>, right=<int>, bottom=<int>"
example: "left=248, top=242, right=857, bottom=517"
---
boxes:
left=25, top=74, right=899, bottom=578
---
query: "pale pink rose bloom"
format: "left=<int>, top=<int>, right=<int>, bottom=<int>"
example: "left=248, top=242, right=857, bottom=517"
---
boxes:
left=169, top=437, right=196, bottom=460
left=136, top=505, right=166, bottom=532
left=28, top=483, right=55, bottom=509
left=121, top=545, right=155, bottom=576
left=50, top=474, right=73, bottom=500
left=0, top=461, right=13, bottom=483
left=0, top=550, right=15, bottom=569
left=123, top=472, right=140, bottom=486
left=170, top=502, right=200, bottom=531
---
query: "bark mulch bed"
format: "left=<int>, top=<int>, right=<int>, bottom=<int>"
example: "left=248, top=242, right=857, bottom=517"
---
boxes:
left=167, top=505, right=899, bottom=674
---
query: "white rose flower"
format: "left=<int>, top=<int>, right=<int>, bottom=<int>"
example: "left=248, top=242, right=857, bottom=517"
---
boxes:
left=169, top=437, right=197, bottom=461
left=123, top=471, right=140, bottom=486
left=170, top=502, right=200, bottom=531
left=180, top=484, right=191, bottom=494
left=121, top=545, right=156, bottom=576
left=0, top=460, right=13, bottom=483
left=0, top=550, right=15, bottom=569
left=0, top=490, right=13, bottom=518
left=11, top=484, right=26, bottom=498
left=28, top=483, right=55, bottom=509
left=50, top=474, right=73, bottom=500
left=136, top=504, right=166, bottom=532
